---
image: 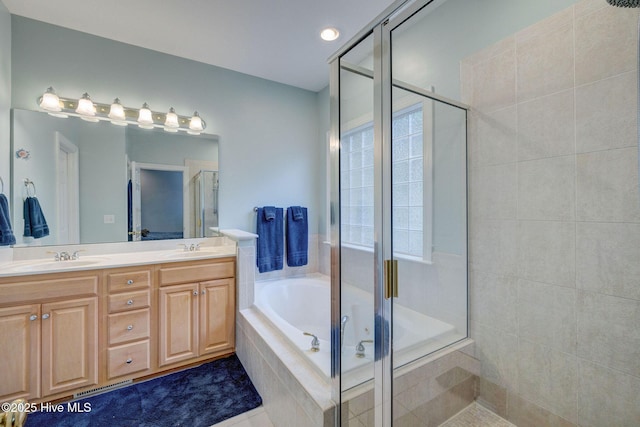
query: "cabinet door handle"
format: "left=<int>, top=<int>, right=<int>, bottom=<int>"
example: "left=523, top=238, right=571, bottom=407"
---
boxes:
left=126, top=358, right=132, bottom=364
left=42, top=313, right=50, bottom=319
left=201, top=289, right=206, bottom=295
left=127, top=299, right=134, bottom=305
left=30, top=314, right=38, bottom=321
left=193, top=291, right=198, bottom=296
left=127, top=325, right=133, bottom=331
left=127, top=279, right=134, bottom=285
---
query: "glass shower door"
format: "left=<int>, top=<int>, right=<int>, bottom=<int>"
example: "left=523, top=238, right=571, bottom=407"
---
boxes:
left=388, top=4, right=468, bottom=425
left=333, top=2, right=468, bottom=425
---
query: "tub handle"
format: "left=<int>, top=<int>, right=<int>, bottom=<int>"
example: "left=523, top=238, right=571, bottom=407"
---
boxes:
left=303, top=332, right=320, bottom=352
left=355, top=339, right=374, bottom=358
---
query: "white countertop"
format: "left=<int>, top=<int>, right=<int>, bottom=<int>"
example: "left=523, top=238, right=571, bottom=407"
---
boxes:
left=0, top=244, right=237, bottom=277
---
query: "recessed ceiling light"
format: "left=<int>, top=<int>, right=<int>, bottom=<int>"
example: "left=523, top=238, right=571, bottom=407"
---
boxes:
left=320, top=27, right=340, bottom=41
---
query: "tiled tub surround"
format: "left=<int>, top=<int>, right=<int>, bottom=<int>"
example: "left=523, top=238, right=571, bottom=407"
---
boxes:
left=463, top=0, right=640, bottom=425
left=253, top=275, right=466, bottom=390
left=233, top=233, right=478, bottom=427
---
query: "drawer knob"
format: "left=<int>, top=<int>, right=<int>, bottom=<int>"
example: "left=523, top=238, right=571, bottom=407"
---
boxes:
left=193, top=291, right=198, bottom=296
left=127, top=279, right=134, bottom=285
left=127, top=325, right=133, bottom=331
left=126, top=358, right=132, bottom=364
left=42, top=313, right=50, bottom=320
left=201, top=290, right=206, bottom=295
left=30, top=314, right=38, bottom=321
left=127, top=299, right=134, bottom=305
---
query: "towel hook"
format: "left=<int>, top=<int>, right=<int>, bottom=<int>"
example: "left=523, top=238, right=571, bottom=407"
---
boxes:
left=24, top=179, right=36, bottom=198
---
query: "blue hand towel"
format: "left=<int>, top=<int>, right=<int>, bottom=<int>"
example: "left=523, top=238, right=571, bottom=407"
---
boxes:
left=286, top=206, right=308, bottom=267
left=256, top=207, right=283, bottom=273
left=23, top=197, right=49, bottom=239
left=291, top=206, right=304, bottom=221
left=263, top=206, right=276, bottom=221
left=0, top=194, right=16, bottom=246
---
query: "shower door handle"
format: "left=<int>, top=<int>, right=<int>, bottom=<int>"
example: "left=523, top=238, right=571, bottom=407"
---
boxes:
left=384, top=259, right=398, bottom=299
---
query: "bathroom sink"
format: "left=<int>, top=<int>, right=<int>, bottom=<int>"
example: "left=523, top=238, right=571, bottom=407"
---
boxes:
left=10, top=258, right=107, bottom=273
left=162, top=247, right=232, bottom=259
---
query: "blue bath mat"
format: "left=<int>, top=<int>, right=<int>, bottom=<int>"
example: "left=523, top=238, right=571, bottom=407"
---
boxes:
left=26, top=354, right=262, bottom=427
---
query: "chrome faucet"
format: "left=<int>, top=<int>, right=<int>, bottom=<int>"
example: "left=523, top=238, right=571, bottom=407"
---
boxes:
left=340, top=315, right=349, bottom=351
left=355, top=339, right=374, bottom=358
left=48, top=250, right=85, bottom=261
left=303, top=332, right=320, bottom=352
left=179, top=243, right=201, bottom=252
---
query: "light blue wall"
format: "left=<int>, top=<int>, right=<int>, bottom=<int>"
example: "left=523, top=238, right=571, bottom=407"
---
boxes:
left=140, top=169, right=183, bottom=233
left=126, top=127, right=218, bottom=168
left=11, top=16, right=323, bottom=235
left=11, top=109, right=127, bottom=245
left=0, top=0, right=10, bottom=204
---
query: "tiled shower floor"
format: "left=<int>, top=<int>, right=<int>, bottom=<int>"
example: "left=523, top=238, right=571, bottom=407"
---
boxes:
left=440, top=403, right=515, bottom=427
left=211, top=402, right=513, bottom=427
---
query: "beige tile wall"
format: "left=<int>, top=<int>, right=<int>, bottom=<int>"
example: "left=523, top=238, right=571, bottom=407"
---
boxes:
left=464, top=0, right=640, bottom=425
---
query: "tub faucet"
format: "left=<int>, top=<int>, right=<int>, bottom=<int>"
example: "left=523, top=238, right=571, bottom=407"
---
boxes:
left=303, top=332, right=320, bottom=352
left=355, top=339, right=374, bottom=358
left=340, top=315, right=349, bottom=351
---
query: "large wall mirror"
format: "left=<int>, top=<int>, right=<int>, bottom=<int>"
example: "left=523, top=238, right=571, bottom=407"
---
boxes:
left=10, top=108, right=219, bottom=247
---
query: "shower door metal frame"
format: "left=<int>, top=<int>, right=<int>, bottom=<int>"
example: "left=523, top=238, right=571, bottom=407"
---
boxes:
left=330, top=0, right=469, bottom=426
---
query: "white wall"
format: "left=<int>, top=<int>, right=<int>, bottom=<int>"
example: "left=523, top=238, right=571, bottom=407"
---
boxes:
left=10, top=16, right=323, bottom=237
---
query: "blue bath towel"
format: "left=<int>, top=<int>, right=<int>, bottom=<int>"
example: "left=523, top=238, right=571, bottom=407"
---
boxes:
left=286, top=206, right=308, bottom=267
left=256, top=206, right=283, bottom=273
left=23, top=196, right=49, bottom=239
left=0, top=194, right=16, bottom=246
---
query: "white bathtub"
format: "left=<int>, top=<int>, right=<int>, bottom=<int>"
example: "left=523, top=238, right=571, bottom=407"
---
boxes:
left=254, top=274, right=463, bottom=390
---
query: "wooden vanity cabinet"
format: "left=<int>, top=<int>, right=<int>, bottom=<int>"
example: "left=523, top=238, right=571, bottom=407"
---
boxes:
left=158, top=258, right=235, bottom=367
left=103, top=267, right=153, bottom=381
left=0, top=255, right=236, bottom=404
left=0, top=273, right=99, bottom=402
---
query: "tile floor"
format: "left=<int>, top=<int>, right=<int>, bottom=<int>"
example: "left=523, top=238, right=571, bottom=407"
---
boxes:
left=213, top=402, right=515, bottom=427
left=210, top=407, right=274, bottom=427
left=440, top=403, right=516, bottom=427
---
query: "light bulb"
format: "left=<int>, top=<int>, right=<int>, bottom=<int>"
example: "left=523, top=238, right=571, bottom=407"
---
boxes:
left=320, top=27, right=340, bottom=41
left=164, top=107, right=179, bottom=132
left=108, top=98, right=127, bottom=125
left=138, top=103, right=154, bottom=129
left=188, top=111, right=204, bottom=135
left=39, top=87, right=61, bottom=111
left=76, top=93, right=99, bottom=122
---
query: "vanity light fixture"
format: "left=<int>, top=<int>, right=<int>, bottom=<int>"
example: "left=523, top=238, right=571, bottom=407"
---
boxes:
left=76, top=93, right=99, bottom=122
left=188, top=111, right=205, bottom=135
left=36, top=87, right=207, bottom=134
left=164, top=107, right=180, bottom=132
left=320, top=27, right=340, bottom=41
left=137, top=103, right=154, bottom=129
left=38, top=87, right=68, bottom=118
left=108, top=98, right=127, bottom=126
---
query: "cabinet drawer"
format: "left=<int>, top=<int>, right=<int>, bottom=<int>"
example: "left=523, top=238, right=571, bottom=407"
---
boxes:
left=0, top=275, right=98, bottom=306
left=159, top=260, right=234, bottom=286
left=108, top=309, right=150, bottom=345
left=107, top=340, right=150, bottom=379
left=107, top=270, right=151, bottom=293
left=108, top=290, right=150, bottom=313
